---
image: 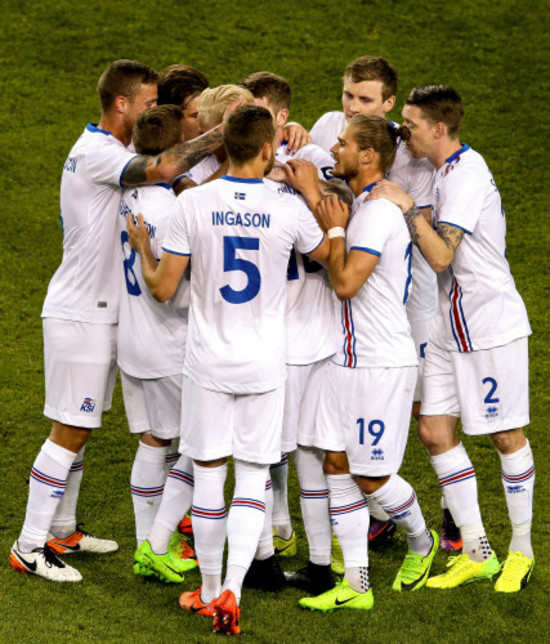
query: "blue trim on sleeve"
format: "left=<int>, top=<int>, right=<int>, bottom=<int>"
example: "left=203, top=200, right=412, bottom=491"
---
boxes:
left=302, top=234, right=325, bottom=256
left=437, top=221, right=472, bottom=235
left=156, top=183, right=173, bottom=190
left=119, top=155, right=139, bottom=187
left=161, top=247, right=191, bottom=257
left=350, top=246, right=381, bottom=257
left=221, top=175, right=263, bottom=184
left=86, top=123, right=111, bottom=135
left=445, top=143, right=470, bottom=164
left=417, top=204, right=431, bottom=210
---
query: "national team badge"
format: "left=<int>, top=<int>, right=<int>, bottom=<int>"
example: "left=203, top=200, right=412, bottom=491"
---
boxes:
left=234, top=192, right=245, bottom=200
left=80, top=397, right=96, bottom=413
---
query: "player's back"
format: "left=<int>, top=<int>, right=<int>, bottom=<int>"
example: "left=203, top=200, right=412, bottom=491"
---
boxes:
left=42, top=124, right=137, bottom=324
left=163, top=176, right=324, bottom=393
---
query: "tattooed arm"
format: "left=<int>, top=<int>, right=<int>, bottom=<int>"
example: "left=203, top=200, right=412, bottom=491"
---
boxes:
left=368, top=179, right=464, bottom=273
left=121, top=125, right=223, bottom=186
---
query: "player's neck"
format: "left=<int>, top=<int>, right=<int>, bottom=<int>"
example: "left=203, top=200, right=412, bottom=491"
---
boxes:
left=98, top=112, right=132, bottom=146
left=273, top=128, right=284, bottom=150
left=227, top=159, right=266, bottom=181
left=431, top=138, right=462, bottom=170
left=349, top=169, right=384, bottom=197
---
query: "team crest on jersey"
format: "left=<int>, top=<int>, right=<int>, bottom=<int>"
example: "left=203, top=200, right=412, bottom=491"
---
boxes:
left=80, top=397, right=96, bottom=413
left=371, top=448, right=384, bottom=461
left=234, top=192, right=246, bottom=200
left=485, top=406, right=498, bottom=419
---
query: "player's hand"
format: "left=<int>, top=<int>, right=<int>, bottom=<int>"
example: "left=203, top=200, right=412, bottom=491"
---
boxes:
left=283, top=122, right=311, bottom=154
left=317, top=194, right=350, bottom=230
left=266, top=162, right=288, bottom=183
left=127, top=213, right=151, bottom=254
left=221, top=96, right=245, bottom=126
left=367, top=179, right=414, bottom=213
left=283, top=158, right=319, bottom=193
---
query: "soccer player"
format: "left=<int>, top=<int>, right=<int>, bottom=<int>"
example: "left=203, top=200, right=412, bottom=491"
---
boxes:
left=127, top=105, right=329, bottom=635
left=116, top=105, right=197, bottom=582
left=298, top=115, right=437, bottom=613
left=370, top=85, right=534, bottom=592
left=240, top=72, right=336, bottom=587
left=309, top=55, right=451, bottom=551
left=9, top=59, right=232, bottom=582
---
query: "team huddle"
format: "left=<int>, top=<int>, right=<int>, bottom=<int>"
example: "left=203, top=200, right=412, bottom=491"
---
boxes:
left=9, top=56, right=535, bottom=636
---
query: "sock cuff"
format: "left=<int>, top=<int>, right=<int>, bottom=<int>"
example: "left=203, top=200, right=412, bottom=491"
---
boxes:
left=42, top=438, right=79, bottom=468
left=193, top=462, right=228, bottom=481
left=136, top=441, right=169, bottom=464
left=499, top=440, right=533, bottom=469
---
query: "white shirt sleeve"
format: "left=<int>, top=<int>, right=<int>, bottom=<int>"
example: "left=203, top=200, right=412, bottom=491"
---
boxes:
left=86, top=139, right=137, bottom=187
left=161, top=198, right=191, bottom=256
left=295, top=202, right=325, bottom=255
left=348, top=200, right=396, bottom=256
left=438, top=167, right=485, bottom=233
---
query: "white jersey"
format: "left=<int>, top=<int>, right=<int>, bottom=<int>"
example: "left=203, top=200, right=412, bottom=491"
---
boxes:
left=335, top=190, right=417, bottom=369
left=162, top=175, right=325, bottom=393
left=387, top=142, right=437, bottom=323
left=182, top=154, right=222, bottom=185
left=264, top=143, right=336, bottom=365
left=117, top=184, right=189, bottom=378
left=42, top=124, right=137, bottom=324
left=430, top=144, right=531, bottom=352
left=311, top=110, right=437, bottom=325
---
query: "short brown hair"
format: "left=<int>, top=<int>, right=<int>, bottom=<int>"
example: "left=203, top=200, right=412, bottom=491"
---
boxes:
left=348, top=114, right=406, bottom=174
left=133, top=105, right=183, bottom=155
left=157, top=64, right=209, bottom=109
left=97, top=59, right=158, bottom=111
left=197, top=85, right=255, bottom=129
left=240, top=71, right=291, bottom=113
left=344, top=56, right=398, bottom=101
left=224, top=105, right=275, bottom=165
left=405, top=85, right=463, bottom=137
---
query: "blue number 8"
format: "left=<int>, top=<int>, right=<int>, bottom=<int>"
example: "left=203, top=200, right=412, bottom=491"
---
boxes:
left=120, top=231, right=141, bottom=297
left=220, top=236, right=261, bottom=304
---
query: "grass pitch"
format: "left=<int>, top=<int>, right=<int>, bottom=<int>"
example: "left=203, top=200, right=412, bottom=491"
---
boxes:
left=1, top=0, right=549, bottom=641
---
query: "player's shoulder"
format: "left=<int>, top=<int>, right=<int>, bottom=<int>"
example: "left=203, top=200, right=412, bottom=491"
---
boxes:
left=441, top=145, right=488, bottom=185
left=312, top=111, right=345, bottom=129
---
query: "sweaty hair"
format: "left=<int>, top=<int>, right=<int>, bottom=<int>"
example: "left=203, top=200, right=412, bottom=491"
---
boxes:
left=348, top=114, right=408, bottom=174
left=240, top=71, right=291, bottom=113
left=132, top=105, right=183, bottom=155
left=157, top=64, right=209, bottom=109
left=97, top=59, right=158, bottom=111
left=197, top=84, right=255, bottom=129
left=344, top=56, right=398, bottom=101
left=405, top=85, right=463, bottom=138
left=224, top=105, right=275, bottom=165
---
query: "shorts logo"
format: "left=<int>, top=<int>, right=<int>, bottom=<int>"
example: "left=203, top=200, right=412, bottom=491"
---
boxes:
left=485, top=406, right=498, bottom=419
left=51, top=489, right=65, bottom=499
left=234, top=192, right=245, bottom=200
left=506, top=485, right=525, bottom=494
left=80, top=397, right=96, bottom=413
left=371, top=448, right=384, bottom=461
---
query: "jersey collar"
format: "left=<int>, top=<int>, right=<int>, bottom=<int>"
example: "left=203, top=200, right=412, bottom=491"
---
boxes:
left=362, top=181, right=378, bottom=194
left=86, top=123, right=111, bottom=135
left=221, top=175, right=263, bottom=184
left=446, top=143, right=470, bottom=164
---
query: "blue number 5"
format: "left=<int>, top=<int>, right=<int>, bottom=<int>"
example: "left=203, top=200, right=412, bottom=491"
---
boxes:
left=220, top=236, right=261, bottom=304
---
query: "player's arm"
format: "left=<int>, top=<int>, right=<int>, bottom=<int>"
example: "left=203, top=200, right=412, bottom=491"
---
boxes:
left=315, top=195, right=378, bottom=300
left=283, top=159, right=324, bottom=212
left=127, top=213, right=189, bottom=302
left=369, top=179, right=464, bottom=273
left=283, top=122, right=312, bottom=153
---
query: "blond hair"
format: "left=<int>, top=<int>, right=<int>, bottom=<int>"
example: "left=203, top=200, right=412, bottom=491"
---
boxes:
left=197, top=84, right=255, bottom=128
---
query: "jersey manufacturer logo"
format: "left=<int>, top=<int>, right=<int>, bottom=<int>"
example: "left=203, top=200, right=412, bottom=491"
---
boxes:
left=506, top=485, right=525, bottom=494
left=371, top=448, right=384, bottom=461
left=80, top=397, right=96, bottom=413
left=234, top=191, right=246, bottom=200
left=51, top=489, right=65, bottom=500
left=485, top=406, right=498, bottom=419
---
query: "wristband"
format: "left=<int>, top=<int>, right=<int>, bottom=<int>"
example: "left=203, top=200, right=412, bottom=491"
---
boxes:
left=327, top=226, right=346, bottom=239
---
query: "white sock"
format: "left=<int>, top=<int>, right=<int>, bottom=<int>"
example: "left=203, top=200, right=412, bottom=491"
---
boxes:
left=368, top=497, right=390, bottom=522
left=255, top=478, right=275, bottom=560
left=148, top=453, right=194, bottom=554
left=367, top=475, right=431, bottom=556
left=326, top=474, right=369, bottom=575
left=499, top=440, right=535, bottom=558
left=192, top=462, right=227, bottom=601
left=295, top=446, right=331, bottom=565
left=130, top=441, right=168, bottom=546
left=164, top=438, right=180, bottom=476
left=345, top=566, right=371, bottom=593
left=271, top=453, right=292, bottom=539
left=224, top=460, right=269, bottom=600
left=19, top=439, right=77, bottom=552
left=50, top=445, right=85, bottom=538
left=222, top=564, right=247, bottom=604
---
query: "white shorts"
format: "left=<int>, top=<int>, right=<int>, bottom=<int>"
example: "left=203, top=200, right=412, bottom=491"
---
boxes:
left=313, top=362, right=417, bottom=476
left=121, top=371, right=182, bottom=439
left=282, top=362, right=318, bottom=452
left=296, top=358, right=332, bottom=448
left=180, top=376, right=284, bottom=464
left=410, top=318, right=433, bottom=402
left=43, top=318, right=117, bottom=429
left=421, top=337, right=529, bottom=435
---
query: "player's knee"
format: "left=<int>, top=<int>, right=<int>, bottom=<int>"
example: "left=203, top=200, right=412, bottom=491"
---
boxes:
left=490, top=428, right=527, bottom=455
left=356, top=474, right=390, bottom=495
left=322, top=451, right=349, bottom=475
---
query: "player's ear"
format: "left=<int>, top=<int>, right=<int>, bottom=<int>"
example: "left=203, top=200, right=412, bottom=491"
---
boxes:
left=360, top=147, right=374, bottom=165
left=433, top=121, right=446, bottom=139
left=262, top=141, right=272, bottom=160
left=383, top=94, right=396, bottom=115
left=276, top=108, right=289, bottom=128
left=113, top=95, right=128, bottom=114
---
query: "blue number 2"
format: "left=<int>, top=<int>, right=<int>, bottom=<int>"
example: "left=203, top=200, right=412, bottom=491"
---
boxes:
left=357, top=418, right=385, bottom=446
left=220, top=236, right=261, bottom=304
left=482, top=377, right=499, bottom=404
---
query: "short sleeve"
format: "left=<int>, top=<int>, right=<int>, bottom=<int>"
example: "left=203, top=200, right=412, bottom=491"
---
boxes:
left=295, top=202, right=325, bottom=255
left=161, top=197, right=191, bottom=256
left=388, top=144, right=434, bottom=209
left=86, top=139, right=137, bottom=187
left=438, top=167, right=485, bottom=233
left=348, top=200, right=396, bottom=256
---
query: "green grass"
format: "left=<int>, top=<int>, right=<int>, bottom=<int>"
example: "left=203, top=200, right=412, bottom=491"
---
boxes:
left=1, top=0, right=549, bottom=641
